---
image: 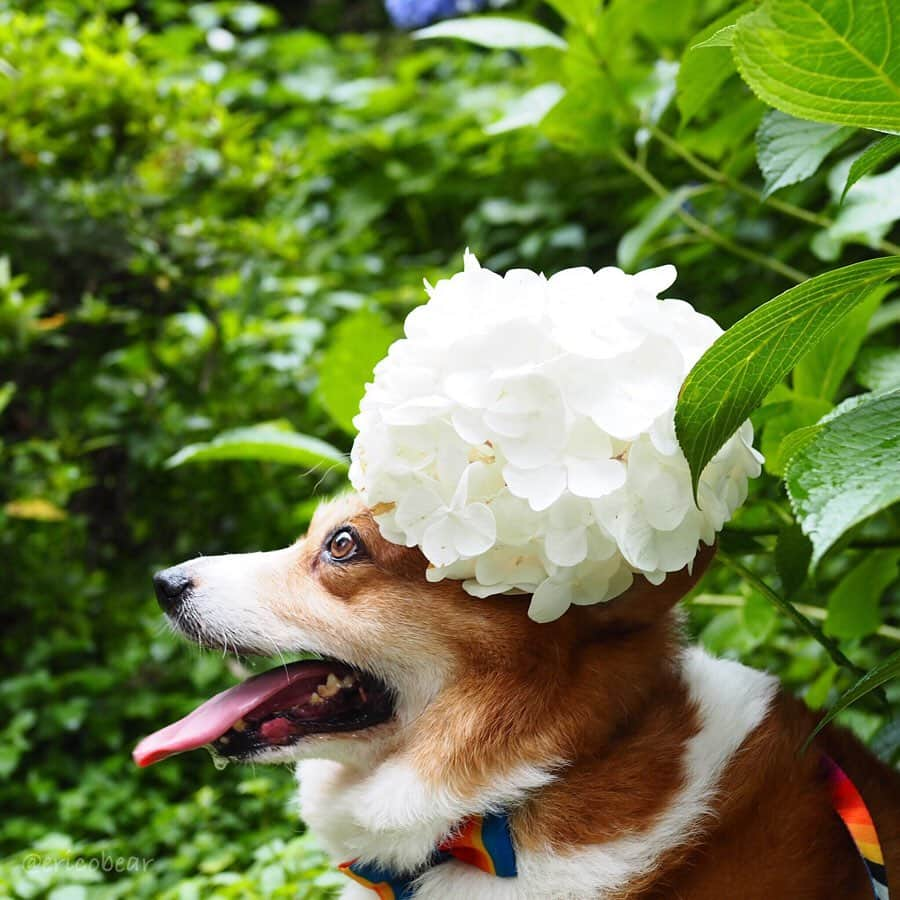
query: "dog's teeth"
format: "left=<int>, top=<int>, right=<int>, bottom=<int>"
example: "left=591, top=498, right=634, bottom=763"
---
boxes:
left=308, top=691, right=323, bottom=705
left=318, top=674, right=341, bottom=698
left=219, top=735, right=230, bottom=744
left=341, top=675, right=355, bottom=688
left=232, top=718, right=247, bottom=732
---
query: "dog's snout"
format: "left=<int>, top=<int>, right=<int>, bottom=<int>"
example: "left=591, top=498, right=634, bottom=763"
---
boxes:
left=153, top=567, right=193, bottom=612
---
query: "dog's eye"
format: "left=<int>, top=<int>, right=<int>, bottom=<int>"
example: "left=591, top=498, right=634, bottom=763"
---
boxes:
left=327, top=528, right=359, bottom=562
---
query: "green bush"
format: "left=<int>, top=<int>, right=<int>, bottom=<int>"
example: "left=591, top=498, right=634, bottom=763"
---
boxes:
left=2, top=0, right=898, bottom=897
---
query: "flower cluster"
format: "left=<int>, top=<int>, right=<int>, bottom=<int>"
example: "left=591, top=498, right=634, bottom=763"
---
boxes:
left=384, top=0, right=486, bottom=30
left=350, top=253, right=762, bottom=622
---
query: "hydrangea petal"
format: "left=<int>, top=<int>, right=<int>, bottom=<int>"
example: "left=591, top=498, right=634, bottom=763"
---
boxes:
left=504, top=464, right=567, bottom=512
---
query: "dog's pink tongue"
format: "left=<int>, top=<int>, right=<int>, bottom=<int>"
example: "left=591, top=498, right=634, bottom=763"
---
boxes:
left=132, top=661, right=328, bottom=767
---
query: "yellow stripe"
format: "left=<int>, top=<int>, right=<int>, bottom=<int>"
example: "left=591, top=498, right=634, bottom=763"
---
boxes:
left=853, top=839, right=884, bottom=866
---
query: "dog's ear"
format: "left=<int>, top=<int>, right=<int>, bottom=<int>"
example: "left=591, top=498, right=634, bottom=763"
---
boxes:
left=591, top=542, right=716, bottom=631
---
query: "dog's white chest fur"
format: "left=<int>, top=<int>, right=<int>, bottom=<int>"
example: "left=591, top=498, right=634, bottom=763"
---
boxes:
left=297, top=649, right=776, bottom=900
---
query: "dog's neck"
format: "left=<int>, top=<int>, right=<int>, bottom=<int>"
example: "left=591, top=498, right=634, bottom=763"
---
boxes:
left=297, top=611, right=693, bottom=874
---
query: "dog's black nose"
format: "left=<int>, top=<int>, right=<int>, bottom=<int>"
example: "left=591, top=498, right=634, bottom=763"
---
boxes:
left=153, top=567, right=193, bottom=612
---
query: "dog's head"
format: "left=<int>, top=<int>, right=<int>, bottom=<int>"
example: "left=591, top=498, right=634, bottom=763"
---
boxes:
left=135, top=492, right=712, bottom=771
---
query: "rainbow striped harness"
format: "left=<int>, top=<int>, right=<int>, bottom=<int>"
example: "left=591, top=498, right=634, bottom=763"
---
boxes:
left=825, top=756, right=889, bottom=899
left=339, top=811, right=516, bottom=899
left=339, top=759, right=888, bottom=899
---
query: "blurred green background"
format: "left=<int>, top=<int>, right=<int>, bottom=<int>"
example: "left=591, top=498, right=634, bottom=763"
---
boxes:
left=1, top=1, right=898, bottom=897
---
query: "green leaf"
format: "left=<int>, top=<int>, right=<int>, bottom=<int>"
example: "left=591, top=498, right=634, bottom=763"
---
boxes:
left=413, top=16, right=567, bottom=50
left=805, top=665, right=838, bottom=709
left=317, top=309, right=398, bottom=435
left=616, top=185, right=697, bottom=270
left=485, top=83, right=565, bottom=136
left=0, top=381, right=15, bottom=416
left=692, top=24, right=736, bottom=49
left=826, top=549, right=900, bottom=639
left=677, top=4, right=750, bottom=123
left=775, top=522, right=813, bottom=595
left=856, top=347, right=900, bottom=392
left=166, top=423, right=348, bottom=471
left=540, top=78, right=616, bottom=153
left=760, top=395, right=832, bottom=476
left=755, top=110, right=852, bottom=199
left=812, top=156, right=900, bottom=261
left=841, top=134, right=900, bottom=202
left=544, top=0, right=599, bottom=28
left=742, top=590, right=778, bottom=642
left=675, top=257, right=900, bottom=495
left=805, top=649, right=900, bottom=748
left=785, top=388, right=900, bottom=568
left=792, top=286, right=885, bottom=401
left=733, top=0, right=900, bottom=132
left=871, top=717, right=900, bottom=764
left=778, top=422, right=823, bottom=470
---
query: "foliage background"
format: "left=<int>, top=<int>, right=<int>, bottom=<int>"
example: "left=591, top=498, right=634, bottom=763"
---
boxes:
left=1, top=0, right=898, bottom=897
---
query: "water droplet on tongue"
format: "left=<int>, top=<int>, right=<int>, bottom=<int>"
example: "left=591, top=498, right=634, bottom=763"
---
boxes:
left=205, top=745, right=229, bottom=770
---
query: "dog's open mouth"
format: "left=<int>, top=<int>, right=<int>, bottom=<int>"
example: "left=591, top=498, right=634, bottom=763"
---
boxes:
left=133, top=658, right=393, bottom=766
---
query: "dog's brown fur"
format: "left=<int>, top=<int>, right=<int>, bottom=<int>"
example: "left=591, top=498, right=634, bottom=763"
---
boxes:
left=295, top=498, right=900, bottom=898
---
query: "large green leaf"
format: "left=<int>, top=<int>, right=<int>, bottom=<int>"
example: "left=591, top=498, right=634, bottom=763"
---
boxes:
left=675, top=257, right=900, bottom=494
left=414, top=16, right=567, bottom=50
left=677, top=4, right=750, bottom=124
left=805, top=649, right=900, bottom=747
left=166, top=424, right=348, bottom=471
left=755, top=110, right=852, bottom=199
left=733, top=0, right=900, bottom=132
left=792, top=287, right=885, bottom=401
left=826, top=549, right=900, bottom=639
left=842, top=134, right=900, bottom=201
left=317, top=309, right=398, bottom=436
left=785, top=389, right=900, bottom=568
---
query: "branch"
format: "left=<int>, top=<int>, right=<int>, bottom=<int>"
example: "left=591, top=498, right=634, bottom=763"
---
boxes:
left=717, top=552, right=869, bottom=679
left=610, top=147, right=809, bottom=284
left=690, top=593, right=900, bottom=644
left=648, top=125, right=900, bottom=258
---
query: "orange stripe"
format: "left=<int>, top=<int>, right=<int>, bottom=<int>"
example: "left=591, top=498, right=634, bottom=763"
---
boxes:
left=439, top=817, right=496, bottom=875
left=338, top=863, right=396, bottom=900
left=844, top=822, right=879, bottom=845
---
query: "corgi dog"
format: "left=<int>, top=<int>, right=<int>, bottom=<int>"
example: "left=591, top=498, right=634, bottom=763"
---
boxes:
left=135, top=493, right=899, bottom=899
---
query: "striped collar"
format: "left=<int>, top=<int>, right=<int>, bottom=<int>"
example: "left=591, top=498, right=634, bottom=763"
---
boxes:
left=825, top=755, right=889, bottom=899
left=339, top=811, right=517, bottom=899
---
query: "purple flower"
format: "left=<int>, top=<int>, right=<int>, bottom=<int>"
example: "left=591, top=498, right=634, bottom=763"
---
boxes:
left=385, top=0, right=487, bottom=30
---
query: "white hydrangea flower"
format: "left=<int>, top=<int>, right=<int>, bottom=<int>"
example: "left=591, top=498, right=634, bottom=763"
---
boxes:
left=350, top=252, right=763, bottom=623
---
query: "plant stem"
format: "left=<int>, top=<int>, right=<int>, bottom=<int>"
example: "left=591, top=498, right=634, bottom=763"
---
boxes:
left=690, top=593, right=900, bottom=644
left=717, top=552, right=868, bottom=679
left=648, top=125, right=900, bottom=257
left=725, top=525, right=900, bottom=549
left=611, top=147, right=809, bottom=284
